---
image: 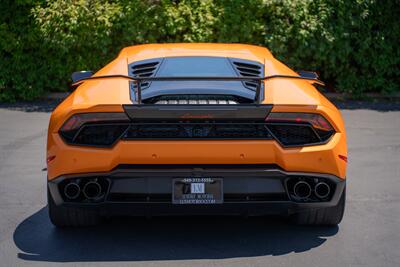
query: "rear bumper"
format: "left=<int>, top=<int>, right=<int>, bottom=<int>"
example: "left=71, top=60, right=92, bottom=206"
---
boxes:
left=48, top=165, right=346, bottom=216
left=47, top=131, right=347, bottom=180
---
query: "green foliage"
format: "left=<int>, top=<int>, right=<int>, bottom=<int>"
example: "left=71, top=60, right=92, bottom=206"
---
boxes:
left=0, top=0, right=47, bottom=101
left=162, top=0, right=217, bottom=42
left=262, top=0, right=400, bottom=96
left=0, top=0, right=399, bottom=101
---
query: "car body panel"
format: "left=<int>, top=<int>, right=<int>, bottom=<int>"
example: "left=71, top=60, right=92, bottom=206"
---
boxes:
left=47, top=125, right=346, bottom=181
left=47, top=43, right=347, bottom=183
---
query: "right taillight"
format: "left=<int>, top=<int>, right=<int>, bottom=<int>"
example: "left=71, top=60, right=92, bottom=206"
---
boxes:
left=59, top=112, right=129, bottom=146
left=265, top=113, right=335, bottom=146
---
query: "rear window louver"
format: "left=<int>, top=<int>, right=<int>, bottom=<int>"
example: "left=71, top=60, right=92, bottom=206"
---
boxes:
left=148, top=94, right=244, bottom=105
left=232, top=61, right=263, bottom=90
left=129, top=61, right=161, bottom=89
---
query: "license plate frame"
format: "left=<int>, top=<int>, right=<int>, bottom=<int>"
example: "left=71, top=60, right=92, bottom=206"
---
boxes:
left=172, top=178, right=223, bottom=204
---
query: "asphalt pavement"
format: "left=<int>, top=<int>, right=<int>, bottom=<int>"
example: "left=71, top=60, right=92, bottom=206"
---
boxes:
left=0, top=102, right=399, bottom=267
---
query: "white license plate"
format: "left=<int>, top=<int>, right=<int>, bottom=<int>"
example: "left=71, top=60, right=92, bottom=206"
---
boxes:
left=172, top=178, right=223, bottom=204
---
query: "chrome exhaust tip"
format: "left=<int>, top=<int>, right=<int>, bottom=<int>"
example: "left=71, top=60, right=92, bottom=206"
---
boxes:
left=83, top=181, right=102, bottom=200
left=293, top=181, right=312, bottom=199
left=64, top=182, right=81, bottom=200
left=315, top=182, right=331, bottom=199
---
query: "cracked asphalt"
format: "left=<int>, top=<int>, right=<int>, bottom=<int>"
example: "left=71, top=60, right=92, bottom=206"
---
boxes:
left=0, top=103, right=399, bottom=267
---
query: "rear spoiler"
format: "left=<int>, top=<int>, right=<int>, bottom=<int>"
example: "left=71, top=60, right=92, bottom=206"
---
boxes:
left=122, top=104, right=273, bottom=121
left=71, top=75, right=325, bottom=104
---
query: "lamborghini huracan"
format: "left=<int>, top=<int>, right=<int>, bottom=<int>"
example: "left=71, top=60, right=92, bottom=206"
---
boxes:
left=46, top=43, right=347, bottom=227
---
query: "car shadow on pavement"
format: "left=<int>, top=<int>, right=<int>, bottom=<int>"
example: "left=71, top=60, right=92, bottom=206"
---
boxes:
left=13, top=207, right=339, bottom=262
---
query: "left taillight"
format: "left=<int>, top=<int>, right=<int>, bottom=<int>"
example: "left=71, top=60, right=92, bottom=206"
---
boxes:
left=59, top=112, right=130, bottom=147
left=265, top=112, right=335, bottom=146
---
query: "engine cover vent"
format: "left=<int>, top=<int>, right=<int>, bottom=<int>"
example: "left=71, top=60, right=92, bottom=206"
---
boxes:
left=231, top=60, right=263, bottom=90
left=147, top=94, right=246, bottom=104
left=155, top=99, right=237, bottom=105
left=129, top=59, right=161, bottom=90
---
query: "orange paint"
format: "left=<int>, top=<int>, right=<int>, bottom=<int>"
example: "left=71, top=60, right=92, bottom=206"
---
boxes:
left=47, top=43, right=347, bottom=180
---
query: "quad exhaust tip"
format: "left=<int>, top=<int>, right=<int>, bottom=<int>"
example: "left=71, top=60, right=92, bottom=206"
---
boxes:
left=293, top=181, right=312, bottom=199
left=83, top=181, right=102, bottom=200
left=64, top=182, right=81, bottom=200
left=314, top=182, right=331, bottom=199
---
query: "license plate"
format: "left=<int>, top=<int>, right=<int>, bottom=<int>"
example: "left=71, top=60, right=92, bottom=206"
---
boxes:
left=172, top=178, right=223, bottom=204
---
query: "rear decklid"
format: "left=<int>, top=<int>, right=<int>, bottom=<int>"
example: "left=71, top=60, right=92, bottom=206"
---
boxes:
left=123, top=104, right=273, bottom=121
left=128, top=56, right=264, bottom=102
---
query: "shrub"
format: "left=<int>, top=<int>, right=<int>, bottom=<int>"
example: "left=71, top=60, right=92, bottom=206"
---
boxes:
left=0, top=0, right=47, bottom=101
left=263, top=0, right=400, bottom=95
left=0, top=0, right=398, bottom=101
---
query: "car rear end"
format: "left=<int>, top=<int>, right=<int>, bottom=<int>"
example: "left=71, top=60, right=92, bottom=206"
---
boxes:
left=47, top=100, right=346, bottom=223
left=46, top=44, right=347, bottom=226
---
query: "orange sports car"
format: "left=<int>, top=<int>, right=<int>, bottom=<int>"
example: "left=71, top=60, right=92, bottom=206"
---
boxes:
left=47, top=43, right=347, bottom=227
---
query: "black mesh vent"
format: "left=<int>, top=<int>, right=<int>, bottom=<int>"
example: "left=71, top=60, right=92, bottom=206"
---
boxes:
left=124, top=123, right=271, bottom=140
left=232, top=61, right=263, bottom=90
left=267, top=124, right=320, bottom=146
left=129, top=61, right=160, bottom=89
left=61, top=121, right=332, bottom=147
left=73, top=124, right=129, bottom=146
left=315, top=128, right=335, bottom=142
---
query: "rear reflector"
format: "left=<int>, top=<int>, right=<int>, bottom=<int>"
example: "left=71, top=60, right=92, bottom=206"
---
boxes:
left=339, top=155, right=348, bottom=163
left=46, top=155, right=56, bottom=164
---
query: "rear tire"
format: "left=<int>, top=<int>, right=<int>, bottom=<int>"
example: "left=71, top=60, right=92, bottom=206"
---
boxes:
left=48, top=187, right=100, bottom=227
left=292, top=186, right=346, bottom=226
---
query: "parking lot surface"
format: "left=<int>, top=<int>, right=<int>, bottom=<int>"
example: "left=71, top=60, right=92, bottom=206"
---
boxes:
left=0, top=103, right=399, bottom=267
